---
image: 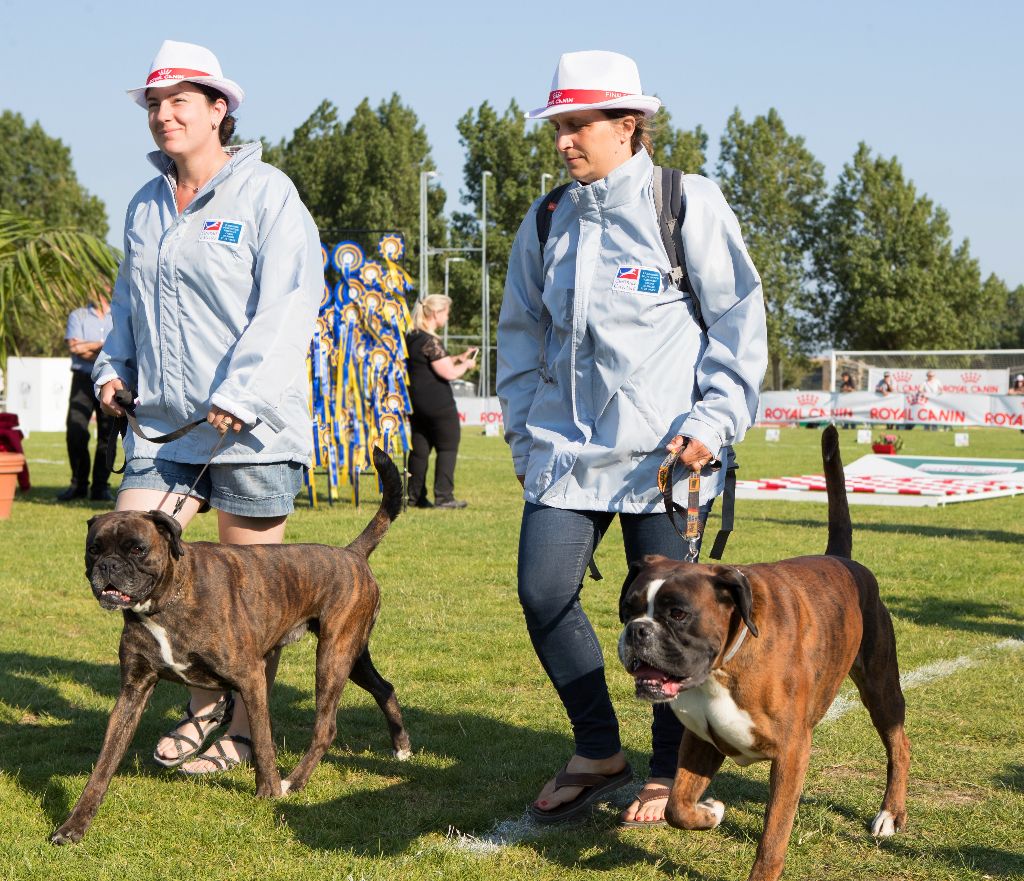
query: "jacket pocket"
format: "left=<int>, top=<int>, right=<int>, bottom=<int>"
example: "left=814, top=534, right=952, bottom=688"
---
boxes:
left=620, top=379, right=669, bottom=444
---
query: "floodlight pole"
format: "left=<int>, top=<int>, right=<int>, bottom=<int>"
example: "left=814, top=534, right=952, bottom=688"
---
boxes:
left=541, top=172, right=552, bottom=196
left=418, top=170, right=438, bottom=300
left=443, top=257, right=465, bottom=350
left=480, top=170, right=492, bottom=398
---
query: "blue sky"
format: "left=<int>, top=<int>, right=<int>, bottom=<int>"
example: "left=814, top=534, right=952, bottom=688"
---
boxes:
left=2, top=0, right=1021, bottom=287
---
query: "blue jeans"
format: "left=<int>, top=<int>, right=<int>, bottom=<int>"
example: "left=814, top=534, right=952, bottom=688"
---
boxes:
left=517, top=500, right=712, bottom=778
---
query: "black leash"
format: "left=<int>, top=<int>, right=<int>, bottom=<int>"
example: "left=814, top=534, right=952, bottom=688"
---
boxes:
left=105, top=388, right=229, bottom=519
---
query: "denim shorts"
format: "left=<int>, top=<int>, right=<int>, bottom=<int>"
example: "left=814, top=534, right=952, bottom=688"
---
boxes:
left=119, top=458, right=306, bottom=518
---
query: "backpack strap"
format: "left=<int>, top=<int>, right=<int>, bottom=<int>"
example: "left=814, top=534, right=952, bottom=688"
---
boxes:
left=535, top=183, right=571, bottom=251
left=653, top=166, right=704, bottom=332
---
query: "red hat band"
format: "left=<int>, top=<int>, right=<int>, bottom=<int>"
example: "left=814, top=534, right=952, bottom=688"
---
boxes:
left=547, top=88, right=634, bottom=109
left=146, top=67, right=213, bottom=86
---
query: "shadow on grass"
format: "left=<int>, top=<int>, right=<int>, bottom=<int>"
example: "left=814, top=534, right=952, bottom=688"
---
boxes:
left=0, top=650, right=332, bottom=830
left=887, top=840, right=1024, bottom=877
left=882, top=597, right=1024, bottom=640
left=995, top=763, right=1024, bottom=792
left=752, top=515, right=1023, bottom=546
left=2, top=648, right=766, bottom=878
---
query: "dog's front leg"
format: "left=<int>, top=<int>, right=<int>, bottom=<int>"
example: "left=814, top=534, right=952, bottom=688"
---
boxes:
left=51, top=661, right=158, bottom=844
left=665, top=729, right=727, bottom=830
left=747, top=734, right=812, bottom=881
left=235, top=674, right=282, bottom=798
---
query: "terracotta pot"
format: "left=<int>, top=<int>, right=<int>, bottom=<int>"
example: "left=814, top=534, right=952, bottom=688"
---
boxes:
left=872, top=443, right=897, bottom=455
left=0, top=452, right=26, bottom=520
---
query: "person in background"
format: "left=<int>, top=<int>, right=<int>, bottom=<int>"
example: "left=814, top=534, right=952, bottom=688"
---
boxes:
left=921, top=370, right=942, bottom=430
left=498, top=50, right=767, bottom=827
left=839, top=371, right=856, bottom=393
left=875, top=371, right=894, bottom=395
left=1009, top=374, right=1024, bottom=395
left=94, top=40, right=323, bottom=775
left=58, top=291, right=114, bottom=502
left=404, top=293, right=477, bottom=509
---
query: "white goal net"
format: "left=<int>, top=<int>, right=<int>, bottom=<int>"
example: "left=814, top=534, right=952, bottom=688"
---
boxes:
left=828, top=349, right=1024, bottom=395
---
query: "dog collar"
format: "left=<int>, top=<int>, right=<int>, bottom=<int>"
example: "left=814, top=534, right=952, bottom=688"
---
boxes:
left=722, top=622, right=749, bottom=664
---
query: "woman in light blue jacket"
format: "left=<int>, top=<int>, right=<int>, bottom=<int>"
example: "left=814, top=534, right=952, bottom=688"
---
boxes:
left=497, top=50, right=768, bottom=825
left=94, top=41, right=323, bottom=775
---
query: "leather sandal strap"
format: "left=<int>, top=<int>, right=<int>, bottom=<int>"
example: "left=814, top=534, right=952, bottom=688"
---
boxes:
left=197, top=734, right=253, bottom=771
left=188, top=693, right=233, bottom=726
left=553, top=767, right=625, bottom=791
left=635, top=785, right=672, bottom=805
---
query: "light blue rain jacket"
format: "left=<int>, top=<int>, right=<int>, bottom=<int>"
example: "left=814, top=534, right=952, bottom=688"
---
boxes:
left=497, top=149, right=768, bottom=513
left=93, top=143, right=323, bottom=465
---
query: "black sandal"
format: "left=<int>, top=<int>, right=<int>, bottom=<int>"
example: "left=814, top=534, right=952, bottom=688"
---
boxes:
left=178, top=734, right=253, bottom=776
left=152, top=693, right=234, bottom=769
left=528, top=763, right=634, bottom=824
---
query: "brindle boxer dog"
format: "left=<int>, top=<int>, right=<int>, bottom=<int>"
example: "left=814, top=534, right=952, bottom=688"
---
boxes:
left=618, top=426, right=909, bottom=881
left=51, top=447, right=410, bottom=844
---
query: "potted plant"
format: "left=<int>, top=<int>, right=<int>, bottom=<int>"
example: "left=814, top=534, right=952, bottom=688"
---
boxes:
left=0, top=451, right=26, bottom=519
left=871, top=433, right=903, bottom=455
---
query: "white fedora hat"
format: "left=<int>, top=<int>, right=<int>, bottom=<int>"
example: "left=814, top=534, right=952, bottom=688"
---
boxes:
left=525, top=50, right=661, bottom=120
left=127, top=40, right=244, bottom=113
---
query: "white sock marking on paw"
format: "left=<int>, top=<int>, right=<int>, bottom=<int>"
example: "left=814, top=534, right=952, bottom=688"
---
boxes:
left=394, top=748, right=412, bottom=761
left=699, top=798, right=725, bottom=827
left=870, top=809, right=895, bottom=837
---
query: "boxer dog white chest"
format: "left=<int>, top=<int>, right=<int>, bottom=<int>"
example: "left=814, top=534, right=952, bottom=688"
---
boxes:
left=670, top=672, right=765, bottom=766
left=139, top=618, right=189, bottom=676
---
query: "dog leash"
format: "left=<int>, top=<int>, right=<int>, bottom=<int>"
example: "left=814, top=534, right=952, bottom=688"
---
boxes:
left=658, top=448, right=708, bottom=562
left=659, top=439, right=743, bottom=562
left=105, top=388, right=231, bottom=520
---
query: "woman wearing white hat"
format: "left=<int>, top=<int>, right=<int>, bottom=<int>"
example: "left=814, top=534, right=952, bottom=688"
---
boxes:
left=94, top=40, right=324, bottom=774
left=497, top=50, right=768, bottom=825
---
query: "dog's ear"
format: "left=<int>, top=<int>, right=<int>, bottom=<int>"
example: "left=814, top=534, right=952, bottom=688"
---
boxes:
left=619, top=559, right=647, bottom=623
left=146, top=510, right=184, bottom=559
left=712, top=566, right=759, bottom=637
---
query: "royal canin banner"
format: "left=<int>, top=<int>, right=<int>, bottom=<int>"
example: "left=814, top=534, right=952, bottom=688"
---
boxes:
left=867, top=368, right=1009, bottom=395
left=455, top=397, right=504, bottom=427
left=759, top=391, right=1024, bottom=429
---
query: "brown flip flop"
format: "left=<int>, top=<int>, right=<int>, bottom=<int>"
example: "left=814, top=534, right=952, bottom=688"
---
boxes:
left=618, top=783, right=672, bottom=827
left=528, top=763, right=634, bottom=824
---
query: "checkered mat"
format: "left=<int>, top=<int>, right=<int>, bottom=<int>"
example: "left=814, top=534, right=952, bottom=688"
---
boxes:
left=734, top=454, right=1024, bottom=506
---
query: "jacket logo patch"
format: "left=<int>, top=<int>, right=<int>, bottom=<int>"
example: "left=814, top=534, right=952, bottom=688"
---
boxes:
left=199, top=219, right=243, bottom=244
left=612, top=265, right=661, bottom=294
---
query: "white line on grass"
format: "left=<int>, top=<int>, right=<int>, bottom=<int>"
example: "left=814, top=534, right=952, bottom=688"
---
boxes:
left=447, top=635, right=1024, bottom=854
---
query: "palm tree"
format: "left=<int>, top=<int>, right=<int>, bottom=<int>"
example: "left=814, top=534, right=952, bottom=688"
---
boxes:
left=0, top=209, right=120, bottom=372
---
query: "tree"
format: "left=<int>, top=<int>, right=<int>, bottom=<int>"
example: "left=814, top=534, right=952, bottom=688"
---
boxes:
left=813, top=143, right=1001, bottom=351
left=986, top=275, right=1024, bottom=347
left=450, top=100, right=565, bottom=332
left=0, top=210, right=119, bottom=368
left=717, top=108, right=826, bottom=390
left=262, top=96, right=445, bottom=283
left=0, top=111, right=108, bottom=237
left=650, top=107, right=707, bottom=174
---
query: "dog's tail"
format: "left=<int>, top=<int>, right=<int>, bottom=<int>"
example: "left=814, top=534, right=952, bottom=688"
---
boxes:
left=822, top=424, right=853, bottom=559
left=347, top=447, right=403, bottom=559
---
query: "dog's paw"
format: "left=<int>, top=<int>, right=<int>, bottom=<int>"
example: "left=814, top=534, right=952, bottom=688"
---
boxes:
left=870, top=809, right=897, bottom=838
left=50, top=825, right=83, bottom=846
left=698, top=799, right=725, bottom=828
left=394, top=748, right=412, bottom=762
left=279, top=780, right=292, bottom=795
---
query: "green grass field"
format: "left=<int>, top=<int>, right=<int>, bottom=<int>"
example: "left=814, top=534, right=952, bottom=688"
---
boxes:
left=1, top=426, right=1022, bottom=881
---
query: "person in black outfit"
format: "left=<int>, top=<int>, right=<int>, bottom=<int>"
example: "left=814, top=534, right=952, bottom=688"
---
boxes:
left=59, top=293, right=115, bottom=501
left=405, top=294, right=477, bottom=509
